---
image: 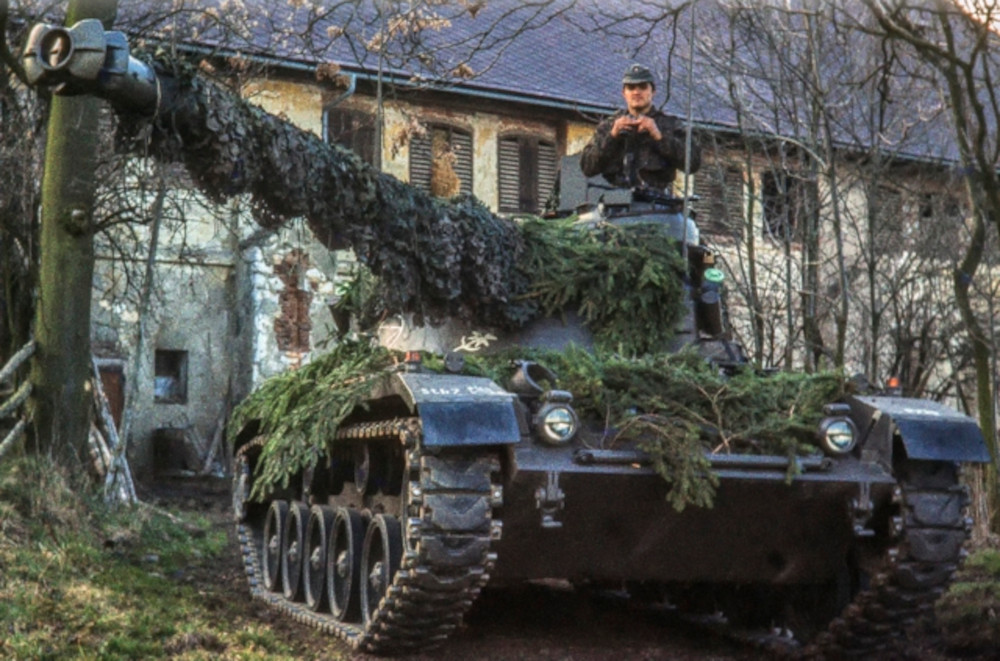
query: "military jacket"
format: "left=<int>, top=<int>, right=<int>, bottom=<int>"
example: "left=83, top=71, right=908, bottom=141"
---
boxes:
left=579, top=108, right=700, bottom=190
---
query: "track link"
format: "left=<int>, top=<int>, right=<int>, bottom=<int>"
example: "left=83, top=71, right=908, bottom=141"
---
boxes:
left=806, top=460, right=970, bottom=659
left=234, top=417, right=501, bottom=654
left=666, top=461, right=971, bottom=660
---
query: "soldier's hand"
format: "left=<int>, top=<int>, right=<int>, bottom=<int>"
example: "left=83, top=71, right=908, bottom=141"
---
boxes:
left=632, top=115, right=662, bottom=141
left=611, top=115, right=662, bottom=141
left=611, top=115, right=636, bottom=138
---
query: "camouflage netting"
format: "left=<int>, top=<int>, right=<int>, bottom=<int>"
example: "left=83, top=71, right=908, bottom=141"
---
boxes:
left=118, top=55, right=526, bottom=329
left=232, top=341, right=847, bottom=511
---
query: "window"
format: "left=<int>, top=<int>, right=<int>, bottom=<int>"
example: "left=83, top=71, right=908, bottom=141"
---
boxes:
left=410, top=124, right=473, bottom=197
left=154, top=350, right=188, bottom=404
left=697, top=164, right=745, bottom=238
left=761, top=171, right=806, bottom=241
left=325, top=107, right=376, bottom=165
left=913, top=191, right=963, bottom=257
left=870, top=185, right=905, bottom=240
left=919, top=192, right=961, bottom=221
left=498, top=135, right=558, bottom=214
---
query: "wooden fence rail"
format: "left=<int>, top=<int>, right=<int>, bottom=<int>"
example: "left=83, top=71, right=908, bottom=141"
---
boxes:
left=0, top=339, right=36, bottom=460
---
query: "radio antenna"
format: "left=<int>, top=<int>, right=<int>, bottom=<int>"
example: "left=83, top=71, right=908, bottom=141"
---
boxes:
left=681, top=0, right=697, bottom=261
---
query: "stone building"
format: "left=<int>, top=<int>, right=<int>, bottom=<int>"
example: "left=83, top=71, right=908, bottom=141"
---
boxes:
left=89, top=1, right=971, bottom=475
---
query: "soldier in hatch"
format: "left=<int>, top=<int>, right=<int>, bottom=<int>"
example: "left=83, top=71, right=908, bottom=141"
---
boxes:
left=580, top=64, right=700, bottom=191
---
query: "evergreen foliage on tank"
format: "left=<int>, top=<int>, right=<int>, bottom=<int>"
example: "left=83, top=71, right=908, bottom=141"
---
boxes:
left=337, top=216, right=689, bottom=356
left=232, top=340, right=846, bottom=511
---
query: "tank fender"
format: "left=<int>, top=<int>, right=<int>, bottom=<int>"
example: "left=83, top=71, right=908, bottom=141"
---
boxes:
left=372, top=372, right=522, bottom=447
left=848, top=395, right=990, bottom=463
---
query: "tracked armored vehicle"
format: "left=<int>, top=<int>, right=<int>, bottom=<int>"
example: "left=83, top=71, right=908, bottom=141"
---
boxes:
left=229, top=170, right=989, bottom=657
left=24, top=17, right=992, bottom=658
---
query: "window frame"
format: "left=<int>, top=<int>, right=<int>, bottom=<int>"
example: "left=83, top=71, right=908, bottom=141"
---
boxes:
left=153, top=349, right=188, bottom=405
left=761, top=170, right=806, bottom=242
left=324, top=106, right=377, bottom=165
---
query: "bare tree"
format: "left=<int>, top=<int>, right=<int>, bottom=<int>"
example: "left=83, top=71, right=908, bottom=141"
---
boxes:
left=857, top=0, right=1000, bottom=525
left=0, top=0, right=46, bottom=367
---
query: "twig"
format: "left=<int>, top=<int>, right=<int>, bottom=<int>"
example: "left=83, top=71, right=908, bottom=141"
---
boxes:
left=0, top=338, right=36, bottom=385
left=0, top=419, right=26, bottom=459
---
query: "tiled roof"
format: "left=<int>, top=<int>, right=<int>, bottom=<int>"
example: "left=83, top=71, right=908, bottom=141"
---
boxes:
left=117, top=0, right=964, bottom=164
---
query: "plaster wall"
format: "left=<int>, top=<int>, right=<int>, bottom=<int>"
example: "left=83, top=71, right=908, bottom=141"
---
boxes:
left=565, top=120, right=596, bottom=156
left=243, top=219, right=342, bottom=383
left=92, top=253, right=237, bottom=475
left=243, top=79, right=324, bottom=136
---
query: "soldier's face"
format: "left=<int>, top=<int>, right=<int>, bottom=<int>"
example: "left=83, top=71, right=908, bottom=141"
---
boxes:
left=623, top=83, right=654, bottom=114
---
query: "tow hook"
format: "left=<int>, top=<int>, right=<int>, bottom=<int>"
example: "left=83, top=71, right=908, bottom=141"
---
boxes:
left=852, top=481, right=874, bottom=537
left=535, top=471, right=565, bottom=529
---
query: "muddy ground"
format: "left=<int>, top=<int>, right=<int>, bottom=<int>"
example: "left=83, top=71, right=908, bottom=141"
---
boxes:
left=142, top=476, right=990, bottom=661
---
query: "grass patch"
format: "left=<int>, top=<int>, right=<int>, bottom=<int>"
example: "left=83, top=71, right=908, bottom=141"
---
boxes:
left=936, top=547, right=1000, bottom=652
left=0, top=456, right=311, bottom=660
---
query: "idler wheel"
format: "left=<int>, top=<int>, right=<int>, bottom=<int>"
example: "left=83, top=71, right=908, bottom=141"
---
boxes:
left=282, top=501, right=310, bottom=601
left=303, top=505, right=336, bottom=612
left=361, top=513, right=402, bottom=625
left=327, top=507, right=366, bottom=622
left=262, top=500, right=288, bottom=592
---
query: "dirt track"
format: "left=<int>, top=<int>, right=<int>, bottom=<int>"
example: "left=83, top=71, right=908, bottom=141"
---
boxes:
left=144, top=475, right=979, bottom=661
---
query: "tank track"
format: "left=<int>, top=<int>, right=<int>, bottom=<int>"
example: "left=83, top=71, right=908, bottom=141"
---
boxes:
left=804, top=460, right=971, bottom=659
left=232, top=417, right=502, bottom=654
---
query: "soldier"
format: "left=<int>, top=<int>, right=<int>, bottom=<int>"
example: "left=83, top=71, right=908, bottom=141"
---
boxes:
left=580, top=64, right=700, bottom=191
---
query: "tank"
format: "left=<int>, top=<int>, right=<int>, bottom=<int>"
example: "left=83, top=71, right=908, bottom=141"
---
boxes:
left=225, top=175, right=990, bottom=657
left=24, top=18, right=993, bottom=657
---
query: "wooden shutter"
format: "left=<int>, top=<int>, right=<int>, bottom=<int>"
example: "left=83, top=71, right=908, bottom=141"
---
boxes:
left=410, top=130, right=433, bottom=192
left=409, top=125, right=473, bottom=196
left=536, top=141, right=557, bottom=213
left=451, top=128, right=473, bottom=196
left=698, top=164, right=744, bottom=238
left=498, top=137, right=521, bottom=213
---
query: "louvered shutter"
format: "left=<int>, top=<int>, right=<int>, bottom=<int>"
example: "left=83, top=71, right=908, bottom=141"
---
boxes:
left=409, top=125, right=473, bottom=195
left=498, top=137, right=521, bottom=213
left=536, top=141, right=557, bottom=213
left=451, top=129, right=473, bottom=196
left=703, top=165, right=745, bottom=238
left=410, top=131, right=433, bottom=192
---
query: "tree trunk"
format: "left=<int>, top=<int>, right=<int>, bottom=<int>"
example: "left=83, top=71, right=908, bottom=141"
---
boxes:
left=29, top=0, right=117, bottom=467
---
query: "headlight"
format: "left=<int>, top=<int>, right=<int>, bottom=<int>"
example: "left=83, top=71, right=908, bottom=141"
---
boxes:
left=533, top=400, right=579, bottom=446
left=817, top=417, right=858, bottom=455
